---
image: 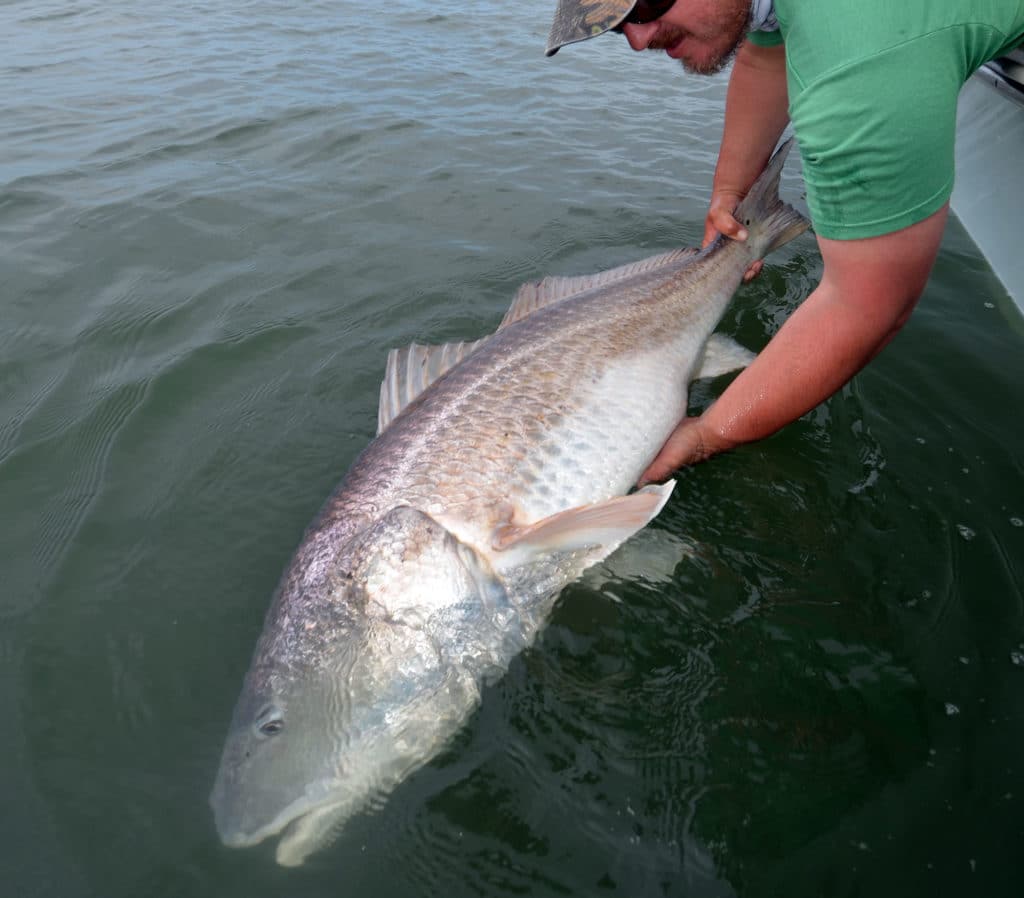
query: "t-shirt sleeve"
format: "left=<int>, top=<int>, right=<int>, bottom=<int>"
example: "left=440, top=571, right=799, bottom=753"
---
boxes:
left=746, top=29, right=785, bottom=48
left=790, top=33, right=962, bottom=240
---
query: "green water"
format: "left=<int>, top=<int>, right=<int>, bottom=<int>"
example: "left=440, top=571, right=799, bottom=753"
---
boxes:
left=2, top=2, right=1022, bottom=896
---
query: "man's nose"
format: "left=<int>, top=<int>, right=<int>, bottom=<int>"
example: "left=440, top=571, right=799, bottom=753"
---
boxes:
left=621, top=21, right=659, bottom=51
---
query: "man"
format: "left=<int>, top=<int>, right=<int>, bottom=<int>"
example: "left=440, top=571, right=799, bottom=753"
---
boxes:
left=546, top=0, right=1024, bottom=482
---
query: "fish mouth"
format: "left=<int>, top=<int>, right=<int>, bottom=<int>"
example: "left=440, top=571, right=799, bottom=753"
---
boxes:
left=213, top=790, right=348, bottom=866
left=213, top=788, right=335, bottom=846
left=274, top=799, right=349, bottom=867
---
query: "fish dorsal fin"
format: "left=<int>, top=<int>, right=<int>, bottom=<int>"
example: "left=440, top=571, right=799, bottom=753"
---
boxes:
left=498, top=247, right=700, bottom=330
left=491, top=481, right=676, bottom=570
left=377, top=337, right=489, bottom=434
left=693, top=334, right=756, bottom=381
left=377, top=246, right=704, bottom=431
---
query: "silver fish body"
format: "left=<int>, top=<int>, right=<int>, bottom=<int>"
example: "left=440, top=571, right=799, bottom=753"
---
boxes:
left=210, top=140, right=808, bottom=865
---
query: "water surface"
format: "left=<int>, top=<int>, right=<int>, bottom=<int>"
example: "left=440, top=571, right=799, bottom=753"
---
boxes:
left=2, top=2, right=1022, bottom=896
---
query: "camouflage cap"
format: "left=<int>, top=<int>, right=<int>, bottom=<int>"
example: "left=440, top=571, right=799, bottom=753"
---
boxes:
left=546, top=0, right=637, bottom=57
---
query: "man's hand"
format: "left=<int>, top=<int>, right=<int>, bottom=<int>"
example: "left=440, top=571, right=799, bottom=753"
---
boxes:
left=638, top=415, right=733, bottom=485
left=642, top=205, right=949, bottom=484
left=702, top=190, right=764, bottom=282
left=700, top=39, right=790, bottom=282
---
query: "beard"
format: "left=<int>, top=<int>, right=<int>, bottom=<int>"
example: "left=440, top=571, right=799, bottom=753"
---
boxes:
left=681, top=38, right=741, bottom=76
left=651, top=5, right=752, bottom=75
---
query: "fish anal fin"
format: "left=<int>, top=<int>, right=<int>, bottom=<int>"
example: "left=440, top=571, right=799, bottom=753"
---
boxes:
left=491, top=481, right=676, bottom=569
left=377, top=337, right=489, bottom=434
left=694, top=334, right=756, bottom=382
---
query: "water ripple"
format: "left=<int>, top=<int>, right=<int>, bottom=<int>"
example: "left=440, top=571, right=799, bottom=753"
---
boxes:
left=2, top=2, right=1022, bottom=896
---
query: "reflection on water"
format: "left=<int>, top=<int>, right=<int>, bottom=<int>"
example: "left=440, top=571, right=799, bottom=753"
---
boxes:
left=2, top=1, right=1022, bottom=897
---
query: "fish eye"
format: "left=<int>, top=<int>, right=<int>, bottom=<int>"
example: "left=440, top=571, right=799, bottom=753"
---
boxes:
left=255, top=705, right=285, bottom=737
left=260, top=719, right=284, bottom=736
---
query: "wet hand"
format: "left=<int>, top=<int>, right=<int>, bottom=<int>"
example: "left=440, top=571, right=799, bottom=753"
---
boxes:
left=638, top=416, right=729, bottom=485
left=703, top=190, right=763, bottom=283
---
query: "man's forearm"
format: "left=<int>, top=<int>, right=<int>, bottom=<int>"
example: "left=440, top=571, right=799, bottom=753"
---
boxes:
left=639, top=276, right=917, bottom=484
left=713, top=40, right=790, bottom=198
left=700, top=207, right=949, bottom=450
left=700, top=280, right=912, bottom=447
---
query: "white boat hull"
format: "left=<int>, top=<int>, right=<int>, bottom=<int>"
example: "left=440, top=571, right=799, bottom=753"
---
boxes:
left=952, top=53, right=1024, bottom=313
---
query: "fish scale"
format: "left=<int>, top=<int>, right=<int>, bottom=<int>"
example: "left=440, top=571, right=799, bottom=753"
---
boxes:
left=348, top=246, right=743, bottom=526
left=210, top=139, right=809, bottom=866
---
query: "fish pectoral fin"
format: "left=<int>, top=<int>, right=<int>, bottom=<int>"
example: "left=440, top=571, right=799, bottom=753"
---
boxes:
left=693, top=333, right=756, bottom=382
left=377, top=338, right=490, bottom=434
left=491, top=482, right=676, bottom=568
left=498, top=248, right=700, bottom=330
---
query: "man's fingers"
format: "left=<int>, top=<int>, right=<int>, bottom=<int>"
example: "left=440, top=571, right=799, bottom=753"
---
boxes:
left=742, top=260, right=764, bottom=282
left=715, top=210, right=748, bottom=241
left=701, top=221, right=717, bottom=249
left=639, top=418, right=706, bottom=484
left=703, top=212, right=744, bottom=248
left=704, top=186, right=755, bottom=242
left=638, top=439, right=682, bottom=486
left=705, top=193, right=761, bottom=281
left=638, top=454, right=673, bottom=487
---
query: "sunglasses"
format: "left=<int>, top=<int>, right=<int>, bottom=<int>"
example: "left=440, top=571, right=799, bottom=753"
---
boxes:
left=612, top=0, right=678, bottom=30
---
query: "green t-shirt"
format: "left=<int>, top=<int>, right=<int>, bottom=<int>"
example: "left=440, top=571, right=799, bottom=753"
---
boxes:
left=747, top=1, right=1024, bottom=239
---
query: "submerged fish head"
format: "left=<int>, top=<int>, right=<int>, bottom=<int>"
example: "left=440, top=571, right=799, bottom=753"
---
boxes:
left=209, top=651, right=353, bottom=863
left=211, top=505, right=508, bottom=865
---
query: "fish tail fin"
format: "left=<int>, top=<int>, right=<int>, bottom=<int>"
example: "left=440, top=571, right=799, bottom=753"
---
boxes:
left=734, top=137, right=810, bottom=258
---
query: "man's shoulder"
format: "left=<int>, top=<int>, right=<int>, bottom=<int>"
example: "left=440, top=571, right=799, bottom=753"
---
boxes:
left=779, top=0, right=1024, bottom=89
left=765, top=0, right=1024, bottom=239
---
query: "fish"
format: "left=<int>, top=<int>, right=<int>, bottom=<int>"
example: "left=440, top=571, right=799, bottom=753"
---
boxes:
left=209, top=139, right=808, bottom=866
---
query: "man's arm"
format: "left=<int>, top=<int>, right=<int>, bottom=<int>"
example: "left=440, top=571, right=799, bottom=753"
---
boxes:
left=705, top=40, right=790, bottom=262
left=640, top=204, right=948, bottom=483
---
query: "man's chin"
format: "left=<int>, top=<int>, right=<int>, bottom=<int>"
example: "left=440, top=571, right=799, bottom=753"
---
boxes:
left=680, top=50, right=736, bottom=76
left=666, top=40, right=738, bottom=76
left=659, top=10, right=748, bottom=76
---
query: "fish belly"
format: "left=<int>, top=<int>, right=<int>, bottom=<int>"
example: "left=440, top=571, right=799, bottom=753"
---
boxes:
left=506, top=339, right=700, bottom=522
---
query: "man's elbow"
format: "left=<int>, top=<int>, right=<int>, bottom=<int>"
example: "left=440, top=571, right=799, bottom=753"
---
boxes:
left=892, top=284, right=925, bottom=330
